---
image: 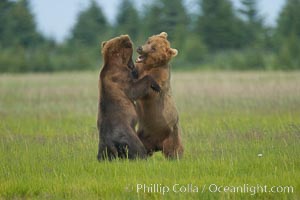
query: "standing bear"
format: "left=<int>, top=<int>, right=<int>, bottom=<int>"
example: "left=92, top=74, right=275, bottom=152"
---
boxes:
left=97, top=35, right=160, bottom=160
left=135, top=32, right=184, bottom=159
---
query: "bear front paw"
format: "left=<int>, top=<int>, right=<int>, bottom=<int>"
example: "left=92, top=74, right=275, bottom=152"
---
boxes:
left=151, top=82, right=161, bottom=93
left=131, top=68, right=138, bottom=79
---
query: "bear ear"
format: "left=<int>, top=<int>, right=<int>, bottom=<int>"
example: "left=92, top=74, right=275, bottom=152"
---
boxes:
left=159, top=32, right=168, bottom=38
left=101, top=41, right=107, bottom=48
left=170, top=48, right=178, bottom=57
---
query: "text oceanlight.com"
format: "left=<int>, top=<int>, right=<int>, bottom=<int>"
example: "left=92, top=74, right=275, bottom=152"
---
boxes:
left=135, top=183, right=294, bottom=195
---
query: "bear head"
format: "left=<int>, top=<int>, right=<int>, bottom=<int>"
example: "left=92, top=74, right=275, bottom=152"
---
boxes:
left=136, top=32, right=178, bottom=67
left=101, top=35, right=134, bottom=69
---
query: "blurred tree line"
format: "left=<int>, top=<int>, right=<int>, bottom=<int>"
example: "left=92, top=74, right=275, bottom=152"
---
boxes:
left=0, top=0, right=299, bottom=72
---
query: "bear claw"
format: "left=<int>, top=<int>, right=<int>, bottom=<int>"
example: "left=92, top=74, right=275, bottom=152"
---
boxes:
left=151, top=83, right=161, bottom=92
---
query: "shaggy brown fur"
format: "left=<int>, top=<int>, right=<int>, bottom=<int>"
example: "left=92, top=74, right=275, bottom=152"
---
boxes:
left=134, top=32, right=184, bottom=159
left=97, top=35, right=160, bottom=160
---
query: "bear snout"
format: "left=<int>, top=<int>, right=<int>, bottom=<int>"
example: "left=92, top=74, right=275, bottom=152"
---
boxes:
left=137, top=46, right=143, bottom=54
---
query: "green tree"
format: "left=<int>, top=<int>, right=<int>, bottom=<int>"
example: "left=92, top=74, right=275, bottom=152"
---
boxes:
left=115, top=0, right=140, bottom=41
left=142, top=3, right=163, bottom=37
left=182, top=34, right=207, bottom=63
left=196, top=0, right=246, bottom=51
left=70, top=0, right=109, bottom=46
left=142, top=0, right=189, bottom=50
left=239, top=0, right=262, bottom=24
left=0, top=0, right=42, bottom=48
left=0, top=0, right=13, bottom=46
left=276, top=0, right=300, bottom=69
left=277, top=0, right=300, bottom=37
left=239, top=0, right=265, bottom=47
left=276, top=33, right=300, bottom=70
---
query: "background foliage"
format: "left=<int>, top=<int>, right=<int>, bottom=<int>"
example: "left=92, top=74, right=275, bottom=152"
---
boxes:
left=0, top=0, right=299, bottom=72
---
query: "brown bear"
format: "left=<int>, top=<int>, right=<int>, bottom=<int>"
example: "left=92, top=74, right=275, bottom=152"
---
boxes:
left=134, top=32, right=184, bottom=159
left=97, top=35, right=160, bottom=161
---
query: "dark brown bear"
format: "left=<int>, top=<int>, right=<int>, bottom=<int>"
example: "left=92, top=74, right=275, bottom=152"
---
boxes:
left=97, top=35, right=160, bottom=160
left=135, top=32, right=184, bottom=159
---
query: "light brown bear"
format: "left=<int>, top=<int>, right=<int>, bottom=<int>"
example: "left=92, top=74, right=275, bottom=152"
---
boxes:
left=97, top=35, right=160, bottom=161
left=134, top=32, right=184, bottom=159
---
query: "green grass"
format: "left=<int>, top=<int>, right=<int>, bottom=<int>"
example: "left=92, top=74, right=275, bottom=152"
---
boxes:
left=0, top=71, right=299, bottom=199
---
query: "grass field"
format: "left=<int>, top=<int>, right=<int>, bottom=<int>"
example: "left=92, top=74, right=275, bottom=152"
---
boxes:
left=0, top=71, right=299, bottom=199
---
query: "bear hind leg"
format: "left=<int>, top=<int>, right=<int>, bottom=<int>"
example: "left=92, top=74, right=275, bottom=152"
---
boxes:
left=162, top=125, right=184, bottom=159
left=118, top=128, right=147, bottom=159
left=97, top=142, right=118, bottom=161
